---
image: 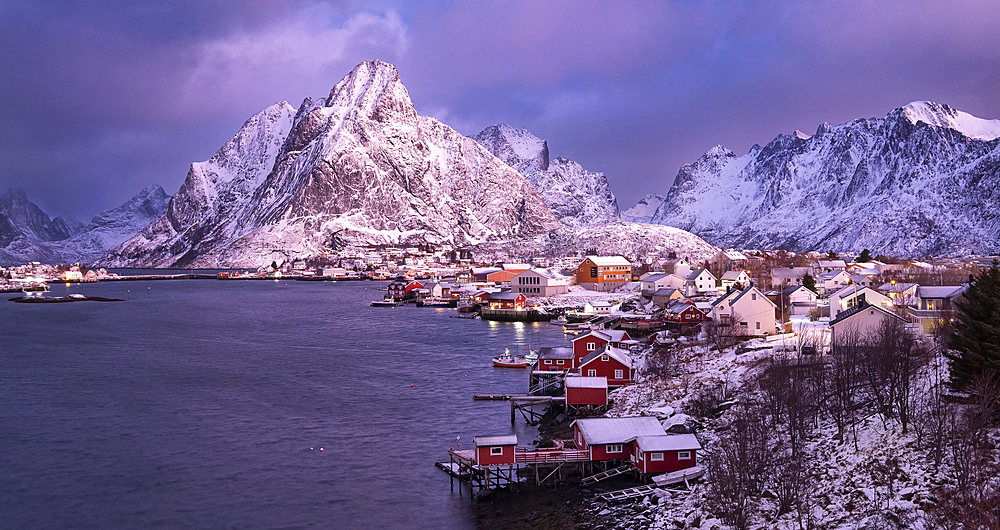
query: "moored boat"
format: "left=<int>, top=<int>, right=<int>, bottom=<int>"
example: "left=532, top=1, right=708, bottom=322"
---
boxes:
left=492, top=349, right=528, bottom=368
left=370, top=298, right=400, bottom=307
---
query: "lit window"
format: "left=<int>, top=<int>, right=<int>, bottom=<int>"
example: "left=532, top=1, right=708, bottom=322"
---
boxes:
left=490, top=447, right=503, bottom=456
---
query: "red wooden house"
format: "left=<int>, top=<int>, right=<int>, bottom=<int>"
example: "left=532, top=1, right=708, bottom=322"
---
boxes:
left=473, top=434, right=518, bottom=466
left=572, top=416, right=665, bottom=461
left=564, top=376, right=608, bottom=406
left=571, top=330, right=632, bottom=368
left=537, top=346, right=574, bottom=371
left=387, top=280, right=423, bottom=299
left=578, top=345, right=635, bottom=387
left=664, top=300, right=709, bottom=332
left=486, top=292, right=526, bottom=310
left=628, top=434, right=701, bottom=474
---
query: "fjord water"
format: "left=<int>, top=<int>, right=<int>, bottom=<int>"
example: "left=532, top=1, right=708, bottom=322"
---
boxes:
left=0, top=278, right=569, bottom=529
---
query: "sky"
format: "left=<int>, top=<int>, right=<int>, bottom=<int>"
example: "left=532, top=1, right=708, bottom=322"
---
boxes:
left=1, top=0, right=998, bottom=221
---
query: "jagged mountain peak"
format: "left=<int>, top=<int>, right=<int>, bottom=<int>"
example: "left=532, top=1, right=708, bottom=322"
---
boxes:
left=650, top=102, right=1000, bottom=257
left=894, top=101, right=1000, bottom=141
left=472, top=124, right=618, bottom=227
left=101, top=60, right=560, bottom=268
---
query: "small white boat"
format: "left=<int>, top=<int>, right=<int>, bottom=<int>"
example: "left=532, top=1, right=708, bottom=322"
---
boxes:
left=370, top=298, right=399, bottom=307
left=492, top=348, right=528, bottom=368
left=552, top=315, right=568, bottom=325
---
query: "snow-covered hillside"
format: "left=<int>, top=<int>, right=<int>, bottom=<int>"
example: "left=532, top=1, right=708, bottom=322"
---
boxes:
left=650, top=102, right=1000, bottom=257
left=473, top=124, right=620, bottom=226
left=621, top=194, right=666, bottom=224
left=0, top=186, right=170, bottom=266
left=100, top=61, right=561, bottom=268
left=468, top=222, right=718, bottom=264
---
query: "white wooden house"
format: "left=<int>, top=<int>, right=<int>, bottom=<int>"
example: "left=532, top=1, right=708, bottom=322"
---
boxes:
left=720, top=270, right=751, bottom=292
left=711, top=286, right=779, bottom=336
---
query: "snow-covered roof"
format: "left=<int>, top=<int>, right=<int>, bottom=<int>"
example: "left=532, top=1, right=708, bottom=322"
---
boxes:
left=572, top=416, right=665, bottom=445
left=818, top=260, right=847, bottom=268
left=819, top=270, right=848, bottom=280
left=631, top=434, right=702, bottom=452
left=652, top=288, right=682, bottom=297
left=585, top=256, right=631, bottom=267
left=488, top=292, right=523, bottom=300
left=723, top=250, right=748, bottom=260
left=721, top=271, right=747, bottom=281
left=917, top=285, right=966, bottom=299
left=565, top=376, right=608, bottom=389
left=538, top=346, right=574, bottom=360
left=686, top=268, right=714, bottom=280
left=580, top=345, right=633, bottom=368
left=829, top=301, right=904, bottom=327
left=474, top=434, right=517, bottom=447
left=502, top=263, right=531, bottom=270
left=642, top=273, right=671, bottom=283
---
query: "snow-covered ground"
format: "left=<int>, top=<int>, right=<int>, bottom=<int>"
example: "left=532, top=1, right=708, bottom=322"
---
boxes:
left=585, top=334, right=996, bottom=529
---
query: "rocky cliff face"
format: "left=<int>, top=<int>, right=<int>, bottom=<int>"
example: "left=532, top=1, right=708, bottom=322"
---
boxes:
left=650, top=102, right=1000, bottom=256
left=473, top=124, right=620, bottom=226
left=101, top=60, right=561, bottom=268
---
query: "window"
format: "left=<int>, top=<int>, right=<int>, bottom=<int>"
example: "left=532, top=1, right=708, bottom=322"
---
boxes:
left=756, top=322, right=760, bottom=330
left=650, top=452, right=664, bottom=461
left=588, top=369, right=596, bottom=377
left=590, top=266, right=598, bottom=278
left=607, top=444, right=623, bottom=453
left=678, top=451, right=691, bottom=460
left=587, top=342, right=596, bottom=351
left=556, top=360, right=564, bottom=365
left=752, top=293, right=757, bottom=300
left=615, top=369, right=623, bottom=379
left=544, top=360, right=552, bottom=365
left=601, top=354, right=609, bottom=361
left=490, top=447, right=503, bottom=456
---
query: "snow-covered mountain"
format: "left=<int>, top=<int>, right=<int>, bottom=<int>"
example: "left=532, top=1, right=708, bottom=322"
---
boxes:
left=101, top=60, right=561, bottom=268
left=0, top=186, right=170, bottom=266
left=650, top=102, right=1000, bottom=257
left=620, top=194, right=666, bottom=224
left=473, top=124, right=620, bottom=226
left=54, top=185, right=171, bottom=264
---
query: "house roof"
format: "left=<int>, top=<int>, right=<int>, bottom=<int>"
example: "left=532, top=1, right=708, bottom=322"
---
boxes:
left=565, top=376, right=608, bottom=389
left=724, top=250, right=748, bottom=260
left=642, top=273, right=671, bottom=283
left=782, top=285, right=815, bottom=297
left=917, top=285, right=966, bottom=299
left=829, top=301, right=905, bottom=327
left=818, top=260, right=847, bottom=268
left=711, top=289, right=741, bottom=307
left=730, top=286, right=776, bottom=308
left=572, top=417, right=665, bottom=445
left=819, top=270, right=848, bottom=281
left=721, top=271, right=747, bottom=281
left=474, top=434, right=517, bottom=447
left=631, top=434, right=702, bottom=452
left=832, top=285, right=880, bottom=299
left=584, top=256, right=632, bottom=267
left=686, top=268, right=714, bottom=280
left=666, top=301, right=702, bottom=315
left=771, top=267, right=810, bottom=278
left=652, top=288, right=682, bottom=297
left=538, top=346, right=574, bottom=360
left=580, top=345, right=634, bottom=369
left=487, top=292, right=524, bottom=301
left=574, top=330, right=611, bottom=342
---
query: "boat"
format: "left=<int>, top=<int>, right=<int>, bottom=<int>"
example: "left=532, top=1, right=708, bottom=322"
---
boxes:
left=370, top=297, right=400, bottom=307
left=524, top=349, right=538, bottom=364
left=492, top=349, right=528, bottom=368
left=552, top=315, right=568, bottom=325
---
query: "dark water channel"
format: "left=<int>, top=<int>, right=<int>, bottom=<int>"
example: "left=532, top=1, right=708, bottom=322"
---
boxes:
left=0, top=278, right=570, bottom=529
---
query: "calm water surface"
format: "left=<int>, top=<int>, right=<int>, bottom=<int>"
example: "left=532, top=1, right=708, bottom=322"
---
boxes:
left=0, top=278, right=570, bottom=529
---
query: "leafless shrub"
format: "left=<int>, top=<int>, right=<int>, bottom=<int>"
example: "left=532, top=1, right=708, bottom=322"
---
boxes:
left=643, top=343, right=679, bottom=380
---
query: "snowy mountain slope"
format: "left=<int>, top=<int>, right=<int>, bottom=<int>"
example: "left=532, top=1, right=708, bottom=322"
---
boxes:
left=473, top=124, right=620, bottom=226
left=650, top=102, right=1000, bottom=256
left=0, top=189, right=81, bottom=244
left=468, top=222, right=719, bottom=264
left=0, top=186, right=170, bottom=266
left=51, top=185, right=171, bottom=264
left=620, top=194, right=666, bottom=223
left=100, top=60, right=561, bottom=268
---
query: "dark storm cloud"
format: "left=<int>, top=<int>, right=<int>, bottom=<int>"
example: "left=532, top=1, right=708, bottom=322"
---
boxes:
left=1, top=1, right=998, bottom=220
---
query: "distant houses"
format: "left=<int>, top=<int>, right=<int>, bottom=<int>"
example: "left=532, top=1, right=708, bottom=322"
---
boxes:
left=574, top=256, right=633, bottom=292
